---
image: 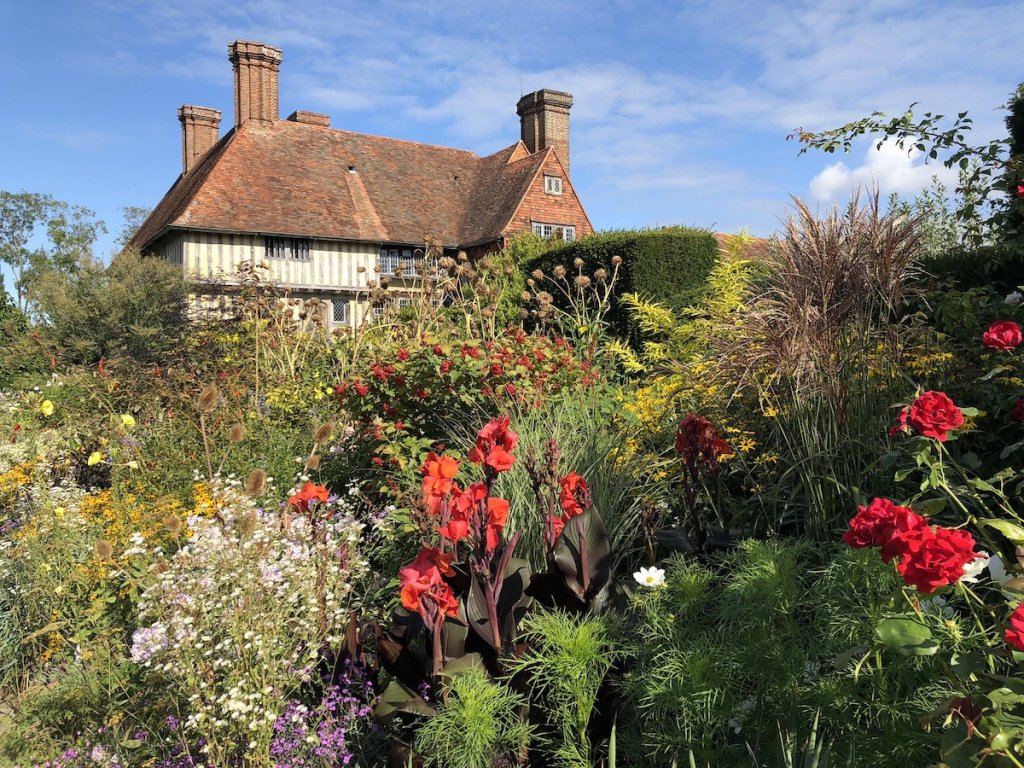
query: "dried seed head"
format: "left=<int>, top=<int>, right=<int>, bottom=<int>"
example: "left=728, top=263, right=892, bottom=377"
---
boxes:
left=228, top=423, right=246, bottom=443
left=537, top=291, right=554, bottom=305
left=374, top=265, right=381, bottom=273
left=244, top=468, right=268, bottom=497
left=196, top=383, right=219, bottom=413
left=164, top=514, right=183, bottom=536
left=526, top=278, right=536, bottom=288
left=518, top=308, right=529, bottom=319
left=573, top=258, right=584, bottom=268
left=457, top=251, right=469, bottom=262
left=236, top=510, right=257, bottom=539
left=595, top=268, right=608, bottom=281
left=575, top=275, right=592, bottom=288
left=312, top=421, right=335, bottom=444
left=611, top=255, right=623, bottom=266
left=439, top=256, right=456, bottom=270
left=519, top=291, right=532, bottom=302
left=380, top=278, right=391, bottom=289
left=553, top=265, right=567, bottom=279
left=531, top=269, right=544, bottom=280
left=357, top=265, right=366, bottom=274
left=305, top=454, right=322, bottom=471
left=94, top=539, right=113, bottom=560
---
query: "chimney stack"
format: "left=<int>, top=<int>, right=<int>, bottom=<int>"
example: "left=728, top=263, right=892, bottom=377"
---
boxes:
left=228, top=40, right=283, bottom=126
left=178, top=106, right=221, bottom=174
left=516, top=89, right=573, bottom=175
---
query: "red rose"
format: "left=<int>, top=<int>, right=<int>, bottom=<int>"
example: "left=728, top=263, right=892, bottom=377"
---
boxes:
left=907, top=391, right=964, bottom=442
left=1006, top=604, right=1024, bottom=651
left=879, top=506, right=930, bottom=563
left=896, top=526, right=980, bottom=594
left=983, top=320, right=1023, bottom=351
left=1013, top=397, right=1024, bottom=423
left=842, top=497, right=916, bottom=548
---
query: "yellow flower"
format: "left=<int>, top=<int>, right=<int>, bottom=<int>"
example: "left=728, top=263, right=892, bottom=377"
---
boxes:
left=120, top=414, right=136, bottom=428
left=40, top=400, right=54, bottom=417
left=54, top=506, right=66, bottom=520
left=87, top=451, right=104, bottom=467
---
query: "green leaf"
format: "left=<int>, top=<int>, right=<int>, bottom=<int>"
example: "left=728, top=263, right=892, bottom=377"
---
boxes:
left=438, top=653, right=485, bottom=681
left=375, top=679, right=436, bottom=719
left=979, top=519, right=1024, bottom=544
left=875, top=617, right=938, bottom=656
left=914, top=498, right=947, bottom=517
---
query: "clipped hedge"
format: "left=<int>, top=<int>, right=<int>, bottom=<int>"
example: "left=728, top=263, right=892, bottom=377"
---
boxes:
left=523, top=226, right=720, bottom=338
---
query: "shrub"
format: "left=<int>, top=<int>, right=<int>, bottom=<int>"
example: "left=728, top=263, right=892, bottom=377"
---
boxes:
left=523, top=227, right=720, bottom=339
left=414, top=664, right=532, bottom=768
left=31, top=249, right=190, bottom=365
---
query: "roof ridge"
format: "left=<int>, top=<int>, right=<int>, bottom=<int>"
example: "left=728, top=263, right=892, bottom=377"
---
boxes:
left=282, top=120, right=481, bottom=157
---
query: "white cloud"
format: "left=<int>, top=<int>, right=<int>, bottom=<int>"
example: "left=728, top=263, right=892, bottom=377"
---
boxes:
left=808, top=142, right=958, bottom=204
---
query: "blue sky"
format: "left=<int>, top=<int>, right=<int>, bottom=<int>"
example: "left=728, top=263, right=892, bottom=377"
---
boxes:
left=1, top=0, right=1019, bottom=261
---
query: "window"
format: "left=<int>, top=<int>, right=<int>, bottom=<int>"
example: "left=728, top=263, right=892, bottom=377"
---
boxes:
left=372, top=296, right=416, bottom=316
left=265, top=236, right=311, bottom=260
left=331, top=297, right=348, bottom=326
left=378, top=247, right=428, bottom=278
left=532, top=222, right=576, bottom=242
left=544, top=175, right=563, bottom=195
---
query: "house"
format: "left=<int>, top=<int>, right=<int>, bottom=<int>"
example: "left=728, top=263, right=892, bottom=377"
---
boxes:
left=128, top=40, right=594, bottom=329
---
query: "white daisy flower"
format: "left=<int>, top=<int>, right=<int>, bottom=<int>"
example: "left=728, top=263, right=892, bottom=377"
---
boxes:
left=633, top=566, right=666, bottom=587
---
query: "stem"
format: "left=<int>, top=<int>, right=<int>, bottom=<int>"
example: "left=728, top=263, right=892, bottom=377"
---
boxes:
left=199, top=413, right=214, bottom=482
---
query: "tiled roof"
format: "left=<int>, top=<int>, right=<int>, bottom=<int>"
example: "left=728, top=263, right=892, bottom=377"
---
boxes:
left=129, top=120, right=556, bottom=251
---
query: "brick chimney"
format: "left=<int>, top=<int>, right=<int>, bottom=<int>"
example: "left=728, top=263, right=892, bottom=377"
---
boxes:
left=516, top=89, right=573, bottom=175
left=228, top=40, right=283, bottom=126
left=178, top=106, right=221, bottom=174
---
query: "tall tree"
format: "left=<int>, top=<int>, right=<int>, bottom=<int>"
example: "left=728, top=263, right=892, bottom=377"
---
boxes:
left=115, top=205, right=152, bottom=249
left=0, top=190, right=105, bottom=313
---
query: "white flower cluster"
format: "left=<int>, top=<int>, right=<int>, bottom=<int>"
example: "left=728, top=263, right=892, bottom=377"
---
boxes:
left=132, top=481, right=367, bottom=759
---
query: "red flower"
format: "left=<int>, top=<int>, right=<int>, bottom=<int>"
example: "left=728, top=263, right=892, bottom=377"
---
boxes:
left=439, top=360, right=453, bottom=374
left=288, top=482, right=330, bottom=514
left=422, top=452, right=460, bottom=515
left=888, top=407, right=909, bottom=437
left=354, top=382, right=370, bottom=397
left=486, top=497, right=510, bottom=552
left=433, top=345, right=444, bottom=356
left=397, top=348, right=410, bottom=361
left=485, top=446, right=516, bottom=473
left=896, top=526, right=980, bottom=594
left=1006, top=604, right=1024, bottom=652
left=399, top=547, right=455, bottom=617
left=1013, top=397, right=1024, bottom=423
left=675, top=413, right=734, bottom=473
left=907, top=391, right=964, bottom=442
left=1017, top=184, right=1024, bottom=198
left=842, top=497, right=917, bottom=548
left=468, top=418, right=518, bottom=473
left=559, top=472, right=591, bottom=519
left=983, top=320, right=1023, bottom=351
left=548, top=515, right=566, bottom=542
left=504, top=383, right=518, bottom=397
left=879, top=506, right=931, bottom=564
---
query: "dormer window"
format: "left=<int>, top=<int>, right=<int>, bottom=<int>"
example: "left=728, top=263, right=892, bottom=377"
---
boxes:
left=544, top=175, right=563, bottom=195
left=265, top=236, right=311, bottom=260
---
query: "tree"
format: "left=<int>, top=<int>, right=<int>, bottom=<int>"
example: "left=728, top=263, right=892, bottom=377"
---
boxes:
left=115, top=205, right=152, bottom=249
left=0, top=190, right=106, bottom=314
left=789, top=91, right=1014, bottom=249
left=32, top=248, right=190, bottom=365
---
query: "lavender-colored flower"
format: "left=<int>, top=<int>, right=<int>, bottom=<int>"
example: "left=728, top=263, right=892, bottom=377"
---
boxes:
left=130, top=623, right=169, bottom=664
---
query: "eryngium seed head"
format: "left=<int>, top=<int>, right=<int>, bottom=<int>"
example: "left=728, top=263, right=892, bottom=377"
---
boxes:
left=573, top=258, right=584, bottom=268
left=531, top=269, right=544, bottom=280
left=575, top=275, right=592, bottom=288
left=595, top=268, right=608, bottom=281
left=611, top=255, right=623, bottom=266
left=553, top=265, right=567, bottom=278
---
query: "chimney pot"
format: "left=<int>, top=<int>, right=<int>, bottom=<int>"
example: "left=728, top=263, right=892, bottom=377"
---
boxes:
left=178, top=105, right=221, bottom=174
left=228, top=40, right=283, bottom=126
left=516, top=89, right=573, bottom=176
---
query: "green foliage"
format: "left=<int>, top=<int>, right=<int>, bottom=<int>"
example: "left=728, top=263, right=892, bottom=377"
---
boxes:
left=32, top=248, right=190, bottom=365
left=619, top=543, right=958, bottom=767
left=415, top=665, right=532, bottom=768
left=507, top=610, right=620, bottom=768
left=0, top=190, right=106, bottom=314
left=524, top=227, right=719, bottom=339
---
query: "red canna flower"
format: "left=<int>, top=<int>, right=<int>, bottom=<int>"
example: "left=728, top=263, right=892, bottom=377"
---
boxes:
left=676, top=413, right=734, bottom=474
left=422, top=452, right=460, bottom=515
left=288, top=482, right=330, bottom=514
left=559, top=472, right=591, bottom=519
